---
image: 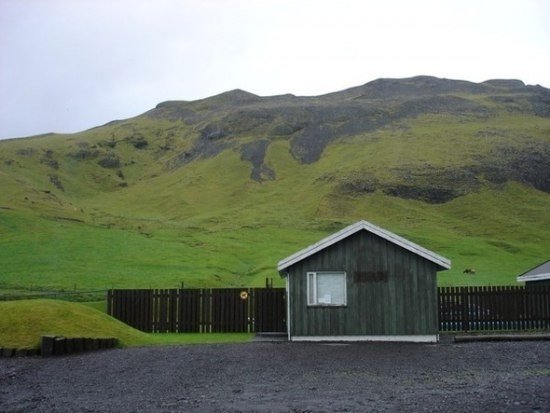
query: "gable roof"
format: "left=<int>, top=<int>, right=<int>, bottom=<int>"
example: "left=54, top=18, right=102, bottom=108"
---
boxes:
left=516, top=260, right=550, bottom=283
left=277, top=220, right=451, bottom=272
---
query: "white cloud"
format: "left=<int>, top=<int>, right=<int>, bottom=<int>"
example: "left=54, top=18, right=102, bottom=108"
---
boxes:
left=0, top=0, right=548, bottom=139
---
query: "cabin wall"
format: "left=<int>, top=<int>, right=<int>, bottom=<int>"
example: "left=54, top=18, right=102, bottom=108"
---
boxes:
left=526, top=280, right=550, bottom=288
left=287, top=231, right=439, bottom=337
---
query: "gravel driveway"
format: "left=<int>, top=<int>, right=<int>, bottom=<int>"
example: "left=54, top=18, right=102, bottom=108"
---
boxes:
left=1, top=338, right=549, bottom=412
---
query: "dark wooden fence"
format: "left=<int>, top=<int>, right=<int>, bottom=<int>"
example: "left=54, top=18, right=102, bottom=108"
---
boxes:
left=107, top=288, right=286, bottom=333
left=108, top=285, right=550, bottom=334
left=438, top=285, right=550, bottom=332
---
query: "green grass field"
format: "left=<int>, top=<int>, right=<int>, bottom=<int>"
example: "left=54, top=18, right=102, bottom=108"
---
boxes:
left=0, top=180, right=547, bottom=292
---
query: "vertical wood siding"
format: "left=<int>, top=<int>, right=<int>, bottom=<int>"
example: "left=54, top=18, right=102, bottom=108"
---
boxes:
left=287, top=230, right=439, bottom=337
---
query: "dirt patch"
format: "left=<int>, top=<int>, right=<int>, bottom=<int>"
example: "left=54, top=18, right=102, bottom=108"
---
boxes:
left=1, top=340, right=549, bottom=412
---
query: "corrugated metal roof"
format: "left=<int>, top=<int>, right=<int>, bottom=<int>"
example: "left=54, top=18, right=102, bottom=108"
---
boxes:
left=516, top=260, right=550, bottom=282
left=277, top=220, right=451, bottom=272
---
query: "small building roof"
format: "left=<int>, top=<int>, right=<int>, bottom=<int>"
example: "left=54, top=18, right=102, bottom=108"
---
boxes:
left=277, top=220, right=451, bottom=272
left=516, top=260, right=550, bottom=283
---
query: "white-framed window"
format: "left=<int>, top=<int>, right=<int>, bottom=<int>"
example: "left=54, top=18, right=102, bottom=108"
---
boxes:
left=307, top=271, right=347, bottom=306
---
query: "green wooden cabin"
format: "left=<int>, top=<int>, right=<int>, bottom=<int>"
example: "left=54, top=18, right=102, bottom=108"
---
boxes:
left=516, top=260, right=550, bottom=287
left=277, top=220, right=451, bottom=343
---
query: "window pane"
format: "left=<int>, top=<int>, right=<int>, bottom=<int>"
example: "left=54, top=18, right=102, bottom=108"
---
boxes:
left=316, top=273, right=345, bottom=305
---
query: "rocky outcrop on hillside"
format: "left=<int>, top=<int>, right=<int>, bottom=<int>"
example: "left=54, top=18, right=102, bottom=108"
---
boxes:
left=149, top=76, right=550, bottom=166
left=146, top=76, right=550, bottom=195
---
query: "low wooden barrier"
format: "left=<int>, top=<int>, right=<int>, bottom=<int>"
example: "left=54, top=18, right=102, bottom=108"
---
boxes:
left=0, top=336, right=118, bottom=358
left=107, top=285, right=549, bottom=334
left=40, top=336, right=118, bottom=356
left=439, top=285, right=550, bottom=332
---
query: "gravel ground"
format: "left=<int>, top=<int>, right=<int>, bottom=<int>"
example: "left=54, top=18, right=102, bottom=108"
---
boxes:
left=1, top=338, right=549, bottom=412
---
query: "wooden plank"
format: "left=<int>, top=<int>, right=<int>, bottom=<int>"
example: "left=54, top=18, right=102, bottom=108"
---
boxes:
left=130, top=289, right=137, bottom=329
left=158, top=289, right=167, bottom=333
left=202, top=288, right=211, bottom=333
left=464, top=286, right=470, bottom=332
left=137, top=289, right=143, bottom=332
left=115, top=290, right=122, bottom=321
left=179, top=289, right=201, bottom=332
left=480, top=286, right=488, bottom=331
left=544, top=286, right=550, bottom=329
left=121, top=290, right=129, bottom=327
left=192, top=289, right=200, bottom=332
left=169, top=289, right=177, bottom=333
left=177, top=289, right=185, bottom=332
left=437, top=287, right=444, bottom=332
left=152, top=289, right=159, bottom=333
left=145, top=289, right=153, bottom=332
left=492, top=286, right=499, bottom=330
left=133, top=290, right=140, bottom=331
left=211, top=289, right=220, bottom=332
left=107, top=290, right=113, bottom=316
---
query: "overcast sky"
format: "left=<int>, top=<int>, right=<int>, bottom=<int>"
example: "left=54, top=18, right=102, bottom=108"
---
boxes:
left=1, top=0, right=549, bottom=140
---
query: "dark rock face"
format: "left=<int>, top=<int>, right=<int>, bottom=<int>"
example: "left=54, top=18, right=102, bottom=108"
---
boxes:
left=148, top=102, right=199, bottom=124
left=200, top=123, right=230, bottom=140
left=68, top=143, right=100, bottom=160
left=337, top=143, right=550, bottom=203
left=48, top=174, right=64, bottom=192
left=482, top=144, right=550, bottom=193
left=338, top=166, right=480, bottom=204
left=166, top=136, right=230, bottom=170
left=389, top=166, right=480, bottom=203
left=125, top=134, right=148, bottom=149
left=239, top=140, right=275, bottom=182
left=97, top=154, right=121, bottom=169
left=382, top=184, right=459, bottom=204
left=40, top=150, right=59, bottom=169
left=338, top=174, right=379, bottom=195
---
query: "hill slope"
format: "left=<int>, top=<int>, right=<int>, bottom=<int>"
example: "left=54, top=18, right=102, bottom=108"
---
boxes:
left=0, top=299, right=151, bottom=348
left=0, top=76, right=549, bottom=291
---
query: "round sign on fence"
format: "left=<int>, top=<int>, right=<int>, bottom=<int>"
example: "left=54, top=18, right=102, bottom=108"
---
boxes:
left=240, top=291, right=248, bottom=300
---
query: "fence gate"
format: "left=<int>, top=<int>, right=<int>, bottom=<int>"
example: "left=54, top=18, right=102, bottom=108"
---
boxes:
left=209, top=288, right=249, bottom=332
left=254, top=288, right=286, bottom=332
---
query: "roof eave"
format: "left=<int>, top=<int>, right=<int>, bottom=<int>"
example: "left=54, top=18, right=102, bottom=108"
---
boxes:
left=517, top=273, right=550, bottom=283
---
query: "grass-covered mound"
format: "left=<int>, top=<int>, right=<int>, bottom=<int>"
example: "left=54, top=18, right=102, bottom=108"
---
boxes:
left=0, top=299, right=152, bottom=349
left=0, top=299, right=254, bottom=349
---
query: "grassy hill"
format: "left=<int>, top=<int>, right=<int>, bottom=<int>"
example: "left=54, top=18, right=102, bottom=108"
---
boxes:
left=0, top=300, right=253, bottom=348
left=0, top=76, right=549, bottom=294
left=0, top=299, right=152, bottom=348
